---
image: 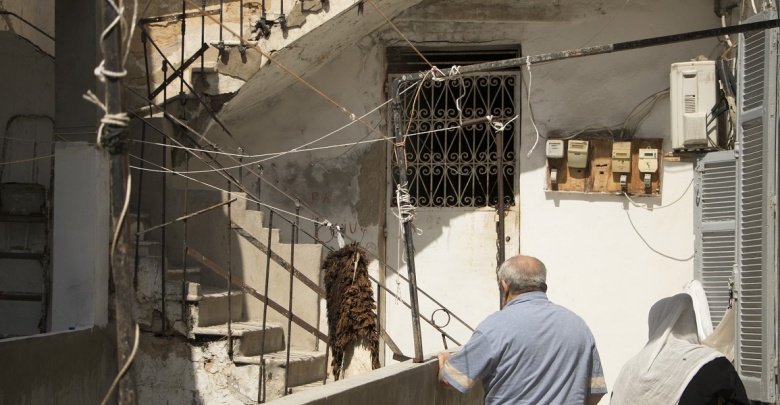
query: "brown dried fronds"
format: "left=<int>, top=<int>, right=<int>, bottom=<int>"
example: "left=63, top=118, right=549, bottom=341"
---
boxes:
left=322, top=243, right=381, bottom=380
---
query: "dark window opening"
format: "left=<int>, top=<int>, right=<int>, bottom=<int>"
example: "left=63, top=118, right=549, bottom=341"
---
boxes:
left=389, top=47, right=519, bottom=208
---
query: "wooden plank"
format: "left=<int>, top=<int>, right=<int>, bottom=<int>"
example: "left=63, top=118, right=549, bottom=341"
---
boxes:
left=627, top=139, right=663, bottom=195
left=589, top=139, right=613, bottom=192
left=186, top=246, right=329, bottom=344
left=231, top=224, right=326, bottom=298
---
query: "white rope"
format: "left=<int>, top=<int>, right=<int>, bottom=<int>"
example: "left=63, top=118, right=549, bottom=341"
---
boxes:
left=486, top=114, right=520, bottom=132
left=393, top=181, right=416, bottom=305
left=83, top=90, right=130, bottom=149
left=431, top=66, right=447, bottom=81
left=393, top=183, right=416, bottom=224
left=95, top=0, right=131, bottom=82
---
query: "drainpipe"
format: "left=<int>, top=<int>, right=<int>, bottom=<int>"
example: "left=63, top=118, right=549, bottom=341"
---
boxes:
left=390, top=76, right=423, bottom=363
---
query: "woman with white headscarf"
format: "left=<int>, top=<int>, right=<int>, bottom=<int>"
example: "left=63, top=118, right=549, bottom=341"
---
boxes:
left=610, top=293, right=748, bottom=404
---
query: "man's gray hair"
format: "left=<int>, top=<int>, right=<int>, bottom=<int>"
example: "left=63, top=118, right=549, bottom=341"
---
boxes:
left=497, top=255, right=547, bottom=294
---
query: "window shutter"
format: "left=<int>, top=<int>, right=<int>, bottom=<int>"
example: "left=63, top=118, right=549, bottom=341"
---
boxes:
left=734, top=9, right=778, bottom=402
left=694, top=151, right=737, bottom=328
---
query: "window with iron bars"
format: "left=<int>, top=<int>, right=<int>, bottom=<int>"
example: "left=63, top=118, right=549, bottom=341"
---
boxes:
left=390, top=72, right=518, bottom=208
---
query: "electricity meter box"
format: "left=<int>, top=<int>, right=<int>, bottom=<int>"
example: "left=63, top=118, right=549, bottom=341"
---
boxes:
left=638, top=148, right=659, bottom=173
left=546, top=140, right=565, bottom=159
left=611, top=142, right=632, bottom=173
left=567, top=140, right=589, bottom=169
left=670, top=61, right=718, bottom=150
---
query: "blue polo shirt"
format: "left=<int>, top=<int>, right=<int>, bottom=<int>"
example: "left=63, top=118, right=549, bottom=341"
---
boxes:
left=441, top=292, right=607, bottom=404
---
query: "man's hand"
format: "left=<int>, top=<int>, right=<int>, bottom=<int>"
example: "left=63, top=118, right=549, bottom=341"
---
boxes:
left=437, top=351, right=453, bottom=386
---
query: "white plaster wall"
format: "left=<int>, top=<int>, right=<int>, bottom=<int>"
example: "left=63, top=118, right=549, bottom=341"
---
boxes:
left=381, top=0, right=714, bottom=398
left=51, top=143, right=110, bottom=331
left=165, top=0, right=717, bottom=399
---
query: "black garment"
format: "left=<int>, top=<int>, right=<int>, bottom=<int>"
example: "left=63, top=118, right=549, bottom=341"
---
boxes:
left=679, top=357, right=749, bottom=405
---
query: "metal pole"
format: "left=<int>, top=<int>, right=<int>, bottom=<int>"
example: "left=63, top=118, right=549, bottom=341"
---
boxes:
left=495, top=127, right=506, bottom=306
left=258, top=210, right=274, bottom=403
left=160, top=127, right=168, bottom=334
left=180, top=0, right=188, bottom=121
left=391, top=78, right=424, bottom=363
left=133, top=123, right=147, bottom=290
left=496, top=128, right=505, bottom=265
left=396, top=19, right=780, bottom=82
left=239, top=0, right=244, bottom=47
left=181, top=157, right=189, bottom=309
left=200, top=0, right=205, bottom=75
left=227, top=180, right=234, bottom=359
left=100, top=0, right=137, bottom=401
left=219, top=0, right=223, bottom=44
left=284, top=221, right=296, bottom=395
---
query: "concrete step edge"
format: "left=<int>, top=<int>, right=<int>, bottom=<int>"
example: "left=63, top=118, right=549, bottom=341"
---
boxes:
left=192, top=321, right=284, bottom=337
left=232, top=349, right=327, bottom=365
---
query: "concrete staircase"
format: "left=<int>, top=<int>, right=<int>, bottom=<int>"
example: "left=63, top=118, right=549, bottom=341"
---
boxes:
left=131, top=190, right=329, bottom=403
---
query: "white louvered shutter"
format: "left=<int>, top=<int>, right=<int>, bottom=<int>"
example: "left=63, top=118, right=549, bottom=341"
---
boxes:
left=734, top=9, right=778, bottom=403
left=694, top=151, right=738, bottom=328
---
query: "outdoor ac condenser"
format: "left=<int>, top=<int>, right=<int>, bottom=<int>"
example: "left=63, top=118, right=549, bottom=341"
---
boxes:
left=670, top=61, right=718, bottom=150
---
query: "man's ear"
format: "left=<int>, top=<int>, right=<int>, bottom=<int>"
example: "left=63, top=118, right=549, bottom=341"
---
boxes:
left=500, top=279, right=508, bottom=292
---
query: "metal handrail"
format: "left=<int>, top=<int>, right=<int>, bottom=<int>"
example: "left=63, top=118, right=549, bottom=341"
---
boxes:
left=132, top=3, right=477, bottom=383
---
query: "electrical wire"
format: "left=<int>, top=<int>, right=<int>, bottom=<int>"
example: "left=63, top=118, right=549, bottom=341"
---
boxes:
left=525, top=64, right=541, bottom=157
left=99, top=323, right=140, bottom=405
left=548, top=89, right=669, bottom=141
left=128, top=154, right=325, bottom=225
left=622, top=177, right=696, bottom=259
left=623, top=178, right=694, bottom=210
left=623, top=209, right=694, bottom=261
left=127, top=114, right=484, bottom=175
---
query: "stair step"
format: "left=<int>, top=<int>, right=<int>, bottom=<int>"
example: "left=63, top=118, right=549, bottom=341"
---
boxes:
left=289, top=377, right=334, bottom=395
left=127, top=213, right=151, bottom=237
left=193, top=286, right=244, bottom=327
left=133, top=240, right=162, bottom=256
left=234, top=350, right=328, bottom=389
left=166, top=266, right=202, bottom=283
left=193, top=321, right=285, bottom=356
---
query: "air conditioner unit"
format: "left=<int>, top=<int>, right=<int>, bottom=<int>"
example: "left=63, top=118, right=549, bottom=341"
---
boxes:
left=670, top=61, right=718, bottom=150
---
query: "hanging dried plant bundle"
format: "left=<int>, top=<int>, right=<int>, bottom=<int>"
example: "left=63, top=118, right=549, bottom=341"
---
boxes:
left=322, top=242, right=381, bottom=380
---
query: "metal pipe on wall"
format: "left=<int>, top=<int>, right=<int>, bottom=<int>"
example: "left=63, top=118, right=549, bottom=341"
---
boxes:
left=390, top=78, right=424, bottom=363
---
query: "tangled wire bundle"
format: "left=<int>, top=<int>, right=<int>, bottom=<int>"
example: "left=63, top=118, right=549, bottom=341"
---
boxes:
left=322, top=242, right=381, bottom=380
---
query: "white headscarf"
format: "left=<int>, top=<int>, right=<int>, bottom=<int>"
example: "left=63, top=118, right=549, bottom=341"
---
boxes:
left=610, top=294, right=723, bottom=405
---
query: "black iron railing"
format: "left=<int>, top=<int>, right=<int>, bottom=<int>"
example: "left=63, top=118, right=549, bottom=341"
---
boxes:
left=129, top=2, right=475, bottom=399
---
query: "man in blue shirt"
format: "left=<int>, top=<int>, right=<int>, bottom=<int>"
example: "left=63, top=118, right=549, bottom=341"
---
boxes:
left=438, top=255, right=607, bottom=405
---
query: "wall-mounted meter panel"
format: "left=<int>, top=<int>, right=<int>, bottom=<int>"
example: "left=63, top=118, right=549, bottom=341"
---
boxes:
left=611, top=142, right=632, bottom=173
left=546, top=140, right=565, bottom=159
left=638, top=148, right=659, bottom=173
left=567, top=140, right=589, bottom=168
